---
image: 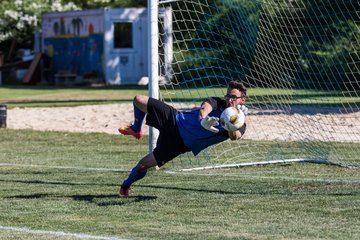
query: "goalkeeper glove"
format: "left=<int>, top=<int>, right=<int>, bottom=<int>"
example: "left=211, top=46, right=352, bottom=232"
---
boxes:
left=200, top=116, right=220, bottom=133
left=237, top=105, right=248, bottom=116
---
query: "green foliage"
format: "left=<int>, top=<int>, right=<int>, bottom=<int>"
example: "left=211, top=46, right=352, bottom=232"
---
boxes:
left=296, top=0, right=360, bottom=90
left=166, top=0, right=358, bottom=90
left=0, top=0, right=79, bottom=49
left=168, top=0, right=261, bottom=86
left=62, top=0, right=147, bottom=8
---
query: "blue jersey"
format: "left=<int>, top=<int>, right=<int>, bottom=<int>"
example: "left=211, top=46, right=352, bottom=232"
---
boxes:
left=176, top=97, right=229, bottom=155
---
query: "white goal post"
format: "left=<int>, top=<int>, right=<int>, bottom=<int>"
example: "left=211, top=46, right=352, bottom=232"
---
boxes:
left=148, top=0, right=159, bottom=153
left=148, top=1, right=173, bottom=153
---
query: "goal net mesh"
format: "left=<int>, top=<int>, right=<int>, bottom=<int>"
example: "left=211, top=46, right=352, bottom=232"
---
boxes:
left=157, top=0, right=360, bottom=169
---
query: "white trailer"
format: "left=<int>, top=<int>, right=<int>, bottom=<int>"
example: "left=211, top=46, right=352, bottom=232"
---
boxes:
left=41, top=8, right=172, bottom=85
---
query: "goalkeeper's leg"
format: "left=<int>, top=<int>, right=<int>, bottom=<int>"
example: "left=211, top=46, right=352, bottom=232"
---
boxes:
left=130, top=95, right=148, bottom=132
left=119, top=153, right=157, bottom=198
left=118, top=95, right=149, bottom=139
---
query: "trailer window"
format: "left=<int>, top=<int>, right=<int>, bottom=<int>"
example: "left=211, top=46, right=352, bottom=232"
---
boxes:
left=114, top=22, right=132, bottom=48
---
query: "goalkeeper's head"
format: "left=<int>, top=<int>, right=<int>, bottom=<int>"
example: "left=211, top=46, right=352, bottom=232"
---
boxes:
left=225, top=80, right=247, bottom=107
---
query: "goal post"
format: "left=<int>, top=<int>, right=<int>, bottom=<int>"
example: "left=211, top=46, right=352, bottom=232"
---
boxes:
left=148, top=1, right=173, bottom=154
left=152, top=0, right=360, bottom=170
left=148, top=0, right=159, bottom=153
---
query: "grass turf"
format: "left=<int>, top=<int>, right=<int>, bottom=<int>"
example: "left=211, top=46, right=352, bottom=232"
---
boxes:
left=0, top=129, right=359, bottom=239
left=1, top=85, right=359, bottom=108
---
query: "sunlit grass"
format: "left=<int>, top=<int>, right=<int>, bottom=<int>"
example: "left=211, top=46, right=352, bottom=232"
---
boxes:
left=0, top=129, right=359, bottom=240
left=1, top=85, right=359, bottom=108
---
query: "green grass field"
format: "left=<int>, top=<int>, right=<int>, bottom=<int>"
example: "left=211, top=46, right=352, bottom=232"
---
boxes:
left=0, top=85, right=359, bottom=239
left=0, top=85, right=148, bottom=108
left=1, top=85, right=359, bottom=108
left=0, top=129, right=359, bottom=240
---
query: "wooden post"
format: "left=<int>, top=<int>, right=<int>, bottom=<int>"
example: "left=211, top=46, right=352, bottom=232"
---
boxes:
left=23, top=53, right=42, bottom=83
left=6, top=40, right=16, bottom=62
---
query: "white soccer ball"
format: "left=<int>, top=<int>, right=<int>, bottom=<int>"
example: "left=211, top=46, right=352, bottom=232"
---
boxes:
left=220, top=106, right=245, bottom=132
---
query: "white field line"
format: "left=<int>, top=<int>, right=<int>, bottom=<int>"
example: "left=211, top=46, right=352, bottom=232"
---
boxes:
left=1, top=162, right=358, bottom=184
left=174, top=159, right=360, bottom=171
left=0, top=163, right=126, bottom=172
left=0, top=226, right=128, bottom=240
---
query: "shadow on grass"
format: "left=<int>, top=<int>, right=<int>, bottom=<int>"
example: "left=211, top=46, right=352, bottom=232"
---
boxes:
left=7, top=192, right=157, bottom=206
left=138, top=184, right=359, bottom=196
left=9, top=193, right=50, bottom=199
left=1, top=178, right=358, bottom=199
left=137, top=184, right=258, bottom=195
left=72, top=194, right=157, bottom=206
left=0, top=178, right=107, bottom=186
left=1, top=178, right=247, bottom=195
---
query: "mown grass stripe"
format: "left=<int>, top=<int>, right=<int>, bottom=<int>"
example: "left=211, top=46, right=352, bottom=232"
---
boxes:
left=1, top=162, right=358, bottom=184
left=165, top=171, right=360, bottom=184
left=0, top=163, right=127, bottom=172
left=0, top=226, right=128, bottom=240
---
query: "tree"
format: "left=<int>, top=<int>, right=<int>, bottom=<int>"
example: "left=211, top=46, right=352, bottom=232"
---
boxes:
left=0, top=0, right=79, bottom=51
left=62, top=0, right=146, bottom=9
left=296, top=0, right=360, bottom=90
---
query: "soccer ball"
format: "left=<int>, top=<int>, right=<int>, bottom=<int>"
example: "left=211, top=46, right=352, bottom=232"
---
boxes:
left=220, top=106, right=245, bottom=131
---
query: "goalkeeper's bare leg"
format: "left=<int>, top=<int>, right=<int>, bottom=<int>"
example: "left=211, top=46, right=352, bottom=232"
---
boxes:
left=119, top=152, right=157, bottom=198
left=118, top=95, right=149, bottom=139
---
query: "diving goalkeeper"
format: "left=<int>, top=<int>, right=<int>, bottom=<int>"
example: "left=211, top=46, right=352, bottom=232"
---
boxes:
left=118, top=80, right=248, bottom=198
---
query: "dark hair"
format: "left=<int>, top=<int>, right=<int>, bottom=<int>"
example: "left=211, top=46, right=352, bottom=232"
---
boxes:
left=228, top=80, right=247, bottom=97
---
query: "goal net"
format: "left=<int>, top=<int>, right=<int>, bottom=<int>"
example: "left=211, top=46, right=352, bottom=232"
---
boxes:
left=156, top=0, right=360, bottom=170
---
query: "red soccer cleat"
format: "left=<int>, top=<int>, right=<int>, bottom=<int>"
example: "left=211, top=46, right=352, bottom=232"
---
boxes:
left=119, top=185, right=130, bottom=198
left=118, top=126, right=143, bottom=140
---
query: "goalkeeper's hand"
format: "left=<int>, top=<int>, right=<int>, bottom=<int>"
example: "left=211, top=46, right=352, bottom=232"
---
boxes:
left=237, top=105, right=248, bottom=116
left=200, top=116, right=220, bottom=133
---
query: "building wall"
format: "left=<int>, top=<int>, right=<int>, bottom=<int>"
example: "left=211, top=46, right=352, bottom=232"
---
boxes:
left=44, top=34, right=103, bottom=77
left=42, top=9, right=105, bottom=79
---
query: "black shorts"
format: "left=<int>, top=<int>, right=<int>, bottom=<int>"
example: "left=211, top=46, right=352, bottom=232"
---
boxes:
left=146, top=98, right=190, bottom=167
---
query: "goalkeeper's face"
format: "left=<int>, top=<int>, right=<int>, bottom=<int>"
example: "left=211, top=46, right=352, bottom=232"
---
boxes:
left=225, top=88, right=246, bottom=107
